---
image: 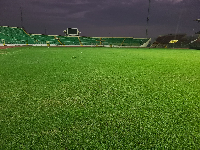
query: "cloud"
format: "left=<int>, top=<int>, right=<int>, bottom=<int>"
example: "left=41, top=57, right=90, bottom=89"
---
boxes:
left=155, top=0, right=183, bottom=4
left=0, top=0, right=199, bottom=37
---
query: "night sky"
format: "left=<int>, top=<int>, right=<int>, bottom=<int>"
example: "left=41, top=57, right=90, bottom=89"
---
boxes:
left=0, top=0, right=199, bottom=38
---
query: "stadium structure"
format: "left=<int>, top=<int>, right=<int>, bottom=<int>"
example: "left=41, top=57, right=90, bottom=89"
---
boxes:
left=0, top=19, right=199, bottom=49
left=0, top=1, right=199, bottom=49
left=151, top=19, right=200, bottom=49
left=0, top=26, right=151, bottom=48
left=151, top=34, right=199, bottom=48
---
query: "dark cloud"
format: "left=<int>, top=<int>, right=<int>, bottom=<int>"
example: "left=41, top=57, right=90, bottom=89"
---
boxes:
left=0, top=0, right=199, bottom=38
left=84, top=1, right=147, bottom=27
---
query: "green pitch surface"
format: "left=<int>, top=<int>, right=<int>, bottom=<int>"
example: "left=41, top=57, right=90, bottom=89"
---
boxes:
left=0, top=47, right=200, bottom=149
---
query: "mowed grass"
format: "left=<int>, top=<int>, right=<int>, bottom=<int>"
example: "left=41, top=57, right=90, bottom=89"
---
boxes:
left=0, top=46, right=200, bottom=149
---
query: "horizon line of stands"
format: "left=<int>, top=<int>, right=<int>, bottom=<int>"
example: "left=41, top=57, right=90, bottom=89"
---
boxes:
left=0, top=26, right=150, bottom=47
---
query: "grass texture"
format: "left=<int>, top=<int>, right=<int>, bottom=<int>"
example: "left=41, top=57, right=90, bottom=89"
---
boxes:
left=0, top=47, right=200, bottom=149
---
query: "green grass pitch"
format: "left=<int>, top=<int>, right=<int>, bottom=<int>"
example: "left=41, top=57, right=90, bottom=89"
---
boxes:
left=0, top=46, right=200, bottom=149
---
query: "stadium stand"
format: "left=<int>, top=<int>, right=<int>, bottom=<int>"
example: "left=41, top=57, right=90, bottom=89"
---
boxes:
left=0, top=26, right=35, bottom=45
left=78, top=37, right=150, bottom=47
left=123, top=38, right=149, bottom=47
left=190, top=37, right=200, bottom=49
left=30, top=34, right=61, bottom=45
left=151, top=34, right=199, bottom=48
left=190, top=19, right=200, bottom=49
left=0, top=26, right=151, bottom=47
left=58, top=36, right=80, bottom=45
left=101, top=38, right=124, bottom=46
left=79, top=37, right=101, bottom=46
